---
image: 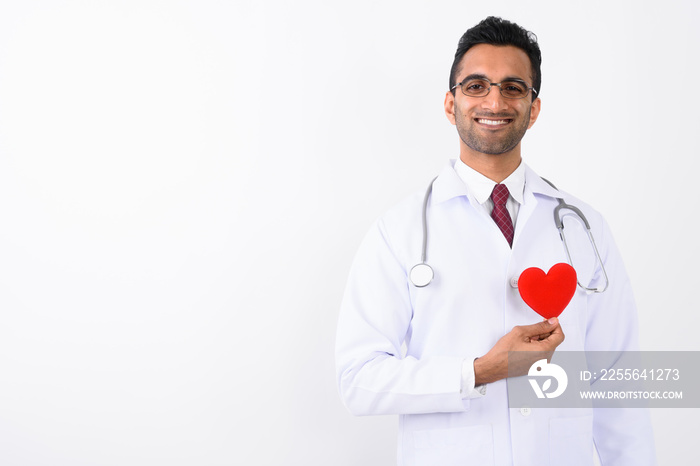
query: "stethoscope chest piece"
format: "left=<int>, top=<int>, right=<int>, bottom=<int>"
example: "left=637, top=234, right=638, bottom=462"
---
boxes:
left=410, top=263, right=434, bottom=287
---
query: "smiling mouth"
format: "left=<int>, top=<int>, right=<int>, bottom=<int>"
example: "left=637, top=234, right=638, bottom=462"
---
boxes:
left=475, top=118, right=513, bottom=126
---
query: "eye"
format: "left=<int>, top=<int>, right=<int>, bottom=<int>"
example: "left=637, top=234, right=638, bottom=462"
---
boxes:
left=462, top=79, right=489, bottom=95
left=501, top=81, right=528, bottom=97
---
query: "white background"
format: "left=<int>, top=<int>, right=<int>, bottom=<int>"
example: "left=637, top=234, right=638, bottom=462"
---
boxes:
left=0, top=1, right=698, bottom=464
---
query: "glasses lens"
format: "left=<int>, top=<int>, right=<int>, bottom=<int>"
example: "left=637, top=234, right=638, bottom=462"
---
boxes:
left=461, top=79, right=490, bottom=97
left=500, top=81, right=528, bottom=99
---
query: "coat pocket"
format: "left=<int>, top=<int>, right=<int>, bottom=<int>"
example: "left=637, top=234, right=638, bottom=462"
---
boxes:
left=413, top=424, right=494, bottom=466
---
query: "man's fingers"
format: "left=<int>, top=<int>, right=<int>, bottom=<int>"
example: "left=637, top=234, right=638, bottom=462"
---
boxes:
left=517, top=317, right=559, bottom=337
left=527, top=319, right=565, bottom=347
left=539, top=324, right=565, bottom=346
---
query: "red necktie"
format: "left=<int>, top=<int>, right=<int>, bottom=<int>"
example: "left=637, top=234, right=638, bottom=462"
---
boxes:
left=491, top=184, right=514, bottom=247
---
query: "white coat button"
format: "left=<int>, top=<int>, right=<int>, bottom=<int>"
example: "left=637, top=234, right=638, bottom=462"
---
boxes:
left=510, top=277, right=519, bottom=288
left=520, top=407, right=531, bottom=416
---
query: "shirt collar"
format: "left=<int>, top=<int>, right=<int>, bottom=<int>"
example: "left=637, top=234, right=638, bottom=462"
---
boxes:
left=431, top=159, right=563, bottom=205
left=453, top=158, right=526, bottom=206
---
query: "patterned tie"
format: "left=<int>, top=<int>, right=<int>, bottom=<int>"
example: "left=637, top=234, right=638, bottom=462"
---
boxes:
left=490, top=184, right=514, bottom=247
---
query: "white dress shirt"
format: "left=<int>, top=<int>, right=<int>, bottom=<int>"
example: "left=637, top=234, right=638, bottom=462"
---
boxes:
left=453, top=158, right=526, bottom=229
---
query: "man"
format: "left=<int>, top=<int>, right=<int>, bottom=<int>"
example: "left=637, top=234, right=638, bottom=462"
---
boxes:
left=336, top=17, right=655, bottom=466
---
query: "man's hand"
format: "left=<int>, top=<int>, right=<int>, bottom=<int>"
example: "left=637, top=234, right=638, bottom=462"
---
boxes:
left=474, top=317, right=565, bottom=385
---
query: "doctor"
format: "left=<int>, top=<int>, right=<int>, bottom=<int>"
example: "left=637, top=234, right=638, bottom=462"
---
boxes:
left=336, top=16, right=656, bottom=466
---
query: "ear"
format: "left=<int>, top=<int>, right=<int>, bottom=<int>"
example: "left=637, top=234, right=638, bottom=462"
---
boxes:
left=444, top=90, right=456, bottom=125
left=527, top=97, right=541, bottom=129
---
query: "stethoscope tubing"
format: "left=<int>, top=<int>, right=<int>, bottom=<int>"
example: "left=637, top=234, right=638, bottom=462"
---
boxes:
left=412, top=176, right=610, bottom=292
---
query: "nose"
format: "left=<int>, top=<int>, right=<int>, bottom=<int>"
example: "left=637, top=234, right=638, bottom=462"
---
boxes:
left=480, top=85, right=510, bottom=111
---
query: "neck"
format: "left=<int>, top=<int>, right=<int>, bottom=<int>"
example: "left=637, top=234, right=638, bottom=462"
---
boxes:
left=459, top=145, right=522, bottom=183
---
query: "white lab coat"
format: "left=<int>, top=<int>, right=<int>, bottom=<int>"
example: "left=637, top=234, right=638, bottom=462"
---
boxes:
left=336, top=161, right=656, bottom=466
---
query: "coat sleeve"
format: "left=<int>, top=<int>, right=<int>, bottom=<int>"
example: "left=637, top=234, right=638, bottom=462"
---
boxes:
left=335, top=217, right=471, bottom=416
left=585, top=216, right=657, bottom=465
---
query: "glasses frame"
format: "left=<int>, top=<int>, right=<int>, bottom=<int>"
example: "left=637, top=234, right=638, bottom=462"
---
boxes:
left=451, top=77, right=538, bottom=100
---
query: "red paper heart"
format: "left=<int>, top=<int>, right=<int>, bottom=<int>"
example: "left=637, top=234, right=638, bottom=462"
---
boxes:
left=518, top=263, right=577, bottom=319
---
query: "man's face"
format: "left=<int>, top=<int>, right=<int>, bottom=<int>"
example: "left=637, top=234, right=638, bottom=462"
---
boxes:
left=446, top=44, right=541, bottom=157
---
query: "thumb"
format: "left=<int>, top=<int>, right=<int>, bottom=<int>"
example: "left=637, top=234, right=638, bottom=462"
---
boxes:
left=524, top=317, right=558, bottom=335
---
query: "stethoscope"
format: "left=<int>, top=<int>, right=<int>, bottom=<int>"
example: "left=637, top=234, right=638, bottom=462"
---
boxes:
left=409, top=176, right=610, bottom=293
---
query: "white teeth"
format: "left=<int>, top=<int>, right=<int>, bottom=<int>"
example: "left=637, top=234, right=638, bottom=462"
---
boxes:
left=478, top=119, right=508, bottom=125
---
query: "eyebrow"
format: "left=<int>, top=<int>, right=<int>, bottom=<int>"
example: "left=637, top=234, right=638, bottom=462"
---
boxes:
left=460, top=73, right=529, bottom=84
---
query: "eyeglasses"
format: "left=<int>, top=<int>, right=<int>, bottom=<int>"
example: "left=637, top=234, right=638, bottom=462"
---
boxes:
left=451, top=77, right=537, bottom=99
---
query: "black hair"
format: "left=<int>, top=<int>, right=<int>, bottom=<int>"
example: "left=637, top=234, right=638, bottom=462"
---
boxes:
left=449, top=16, right=541, bottom=99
